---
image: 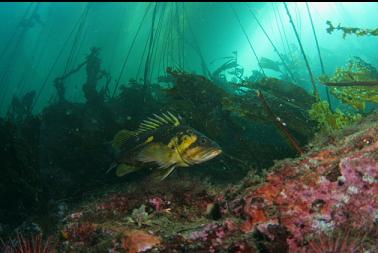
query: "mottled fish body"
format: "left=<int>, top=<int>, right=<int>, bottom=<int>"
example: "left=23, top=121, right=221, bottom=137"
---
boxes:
left=110, top=112, right=222, bottom=181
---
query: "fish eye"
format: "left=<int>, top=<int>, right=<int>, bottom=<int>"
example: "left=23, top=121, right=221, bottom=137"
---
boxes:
left=199, top=138, right=207, bottom=144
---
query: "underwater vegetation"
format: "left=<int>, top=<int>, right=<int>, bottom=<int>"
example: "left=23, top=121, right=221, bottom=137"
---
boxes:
left=0, top=2, right=378, bottom=253
left=0, top=48, right=315, bottom=242
left=227, top=111, right=378, bottom=252
left=1, top=44, right=377, bottom=253
left=326, top=20, right=378, bottom=38
left=308, top=100, right=362, bottom=134
left=319, top=57, right=378, bottom=111
left=7, top=110, right=374, bottom=253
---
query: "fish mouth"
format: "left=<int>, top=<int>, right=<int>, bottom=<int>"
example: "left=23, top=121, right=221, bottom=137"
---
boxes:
left=207, top=148, right=222, bottom=158
left=194, top=147, right=222, bottom=164
left=177, top=145, right=222, bottom=166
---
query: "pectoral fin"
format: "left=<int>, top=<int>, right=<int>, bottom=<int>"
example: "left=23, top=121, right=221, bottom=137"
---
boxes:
left=151, top=165, right=176, bottom=182
left=136, top=143, right=174, bottom=169
left=116, top=164, right=139, bottom=177
left=160, top=166, right=176, bottom=181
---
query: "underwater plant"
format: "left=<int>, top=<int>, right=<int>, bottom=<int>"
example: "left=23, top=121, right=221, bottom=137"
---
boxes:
left=308, top=100, right=362, bottom=134
left=319, top=57, right=378, bottom=84
left=319, top=57, right=378, bottom=111
left=330, top=86, right=378, bottom=111
left=284, top=2, right=319, bottom=98
left=126, top=204, right=150, bottom=227
left=326, top=20, right=378, bottom=38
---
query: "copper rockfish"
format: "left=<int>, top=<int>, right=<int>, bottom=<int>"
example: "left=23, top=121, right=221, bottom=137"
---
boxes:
left=110, top=112, right=222, bottom=181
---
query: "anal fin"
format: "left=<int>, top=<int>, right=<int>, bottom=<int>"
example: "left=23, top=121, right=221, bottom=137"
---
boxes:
left=116, top=164, right=138, bottom=177
left=152, top=165, right=176, bottom=182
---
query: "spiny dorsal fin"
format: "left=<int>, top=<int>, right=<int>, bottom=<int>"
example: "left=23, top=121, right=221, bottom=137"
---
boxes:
left=112, top=129, right=137, bottom=149
left=136, top=111, right=181, bottom=133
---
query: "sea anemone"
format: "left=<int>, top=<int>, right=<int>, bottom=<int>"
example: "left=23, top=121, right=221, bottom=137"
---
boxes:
left=1, top=233, right=55, bottom=253
left=305, top=227, right=369, bottom=253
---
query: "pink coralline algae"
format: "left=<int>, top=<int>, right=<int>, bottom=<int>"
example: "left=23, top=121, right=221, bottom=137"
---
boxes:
left=189, top=219, right=237, bottom=252
left=235, top=116, right=378, bottom=251
left=190, top=223, right=219, bottom=241
left=149, top=196, right=166, bottom=212
left=95, top=193, right=129, bottom=217
left=62, top=222, right=98, bottom=244
left=54, top=114, right=378, bottom=252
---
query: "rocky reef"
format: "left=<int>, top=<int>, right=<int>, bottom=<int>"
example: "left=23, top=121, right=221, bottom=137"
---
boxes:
left=3, top=110, right=374, bottom=252
left=1, top=50, right=377, bottom=252
left=232, top=111, right=378, bottom=252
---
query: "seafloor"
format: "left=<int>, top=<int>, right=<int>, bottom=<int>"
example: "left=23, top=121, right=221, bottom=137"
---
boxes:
left=1, top=55, right=377, bottom=252
left=54, top=111, right=378, bottom=253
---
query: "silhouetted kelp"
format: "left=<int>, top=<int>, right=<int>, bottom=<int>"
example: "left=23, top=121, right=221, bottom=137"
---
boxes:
left=1, top=48, right=318, bottom=241
left=326, top=20, right=378, bottom=38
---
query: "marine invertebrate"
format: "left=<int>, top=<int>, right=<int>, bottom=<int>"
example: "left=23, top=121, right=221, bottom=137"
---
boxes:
left=1, top=233, right=55, bottom=253
left=149, top=196, right=168, bottom=212
left=305, top=227, right=369, bottom=253
left=235, top=112, right=378, bottom=251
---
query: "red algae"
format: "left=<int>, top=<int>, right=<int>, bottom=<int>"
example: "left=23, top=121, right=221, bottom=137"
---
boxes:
left=56, top=113, right=378, bottom=252
left=233, top=113, right=378, bottom=251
